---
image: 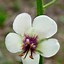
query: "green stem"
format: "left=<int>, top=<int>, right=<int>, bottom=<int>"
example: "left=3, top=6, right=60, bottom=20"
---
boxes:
left=43, top=0, right=57, bottom=9
left=36, top=0, right=44, bottom=16
left=36, top=0, right=44, bottom=64
left=39, top=55, right=44, bottom=64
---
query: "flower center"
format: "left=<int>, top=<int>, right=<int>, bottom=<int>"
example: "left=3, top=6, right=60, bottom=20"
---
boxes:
left=19, top=34, right=38, bottom=59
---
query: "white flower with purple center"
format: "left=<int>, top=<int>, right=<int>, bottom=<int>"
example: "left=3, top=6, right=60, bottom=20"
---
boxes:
left=5, top=13, right=60, bottom=64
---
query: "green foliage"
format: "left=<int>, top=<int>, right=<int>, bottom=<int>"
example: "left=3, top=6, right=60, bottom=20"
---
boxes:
left=0, top=12, right=7, bottom=26
left=12, top=0, right=20, bottom=12
left=57, top=57, right=63, bottom=64
left=59, top=16, right=64, bottom=23
left=0, top=51, right=14, bottom=64
left=0, top=6, right=8, bottom=27
left=17, top=61, right=23, bottom=64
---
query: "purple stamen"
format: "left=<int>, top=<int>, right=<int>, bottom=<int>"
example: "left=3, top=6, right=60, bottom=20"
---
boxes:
left=21, top=34, right=38, bottom=59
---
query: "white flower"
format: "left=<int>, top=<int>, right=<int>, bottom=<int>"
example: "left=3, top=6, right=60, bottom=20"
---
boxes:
left=5, top=13, right=60, bottom=64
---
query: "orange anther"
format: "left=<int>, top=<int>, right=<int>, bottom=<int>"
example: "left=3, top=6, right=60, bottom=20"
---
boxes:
left=19, top=53, right=24, bottom=57
left=26, top=42, right=30, bottom=44
left=29, top=55, right=34, bottom=59
left=30, top=43, right=34, bottom=48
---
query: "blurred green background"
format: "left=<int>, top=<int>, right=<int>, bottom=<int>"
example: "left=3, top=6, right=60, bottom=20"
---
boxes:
left=0, top=0, right=64, bottom=64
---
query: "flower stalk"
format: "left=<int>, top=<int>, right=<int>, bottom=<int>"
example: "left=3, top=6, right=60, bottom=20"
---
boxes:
left=36, top=0, right=44, bottom=64
left=43, top=0, right=57, bottom=9
left=36, top=0, right=44, bottom=16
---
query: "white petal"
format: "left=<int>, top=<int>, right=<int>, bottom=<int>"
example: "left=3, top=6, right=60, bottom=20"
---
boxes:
left=37, top=38, right=60, bottom=58
left=21, top=53, right=40, bottom=64
left=26, top=27, right=38, bottom=37
left=33, top=15, right=57, bottom=39
left=13, top=13, right=32, bottom=35
left=5, top=33, right=23, bottom=53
